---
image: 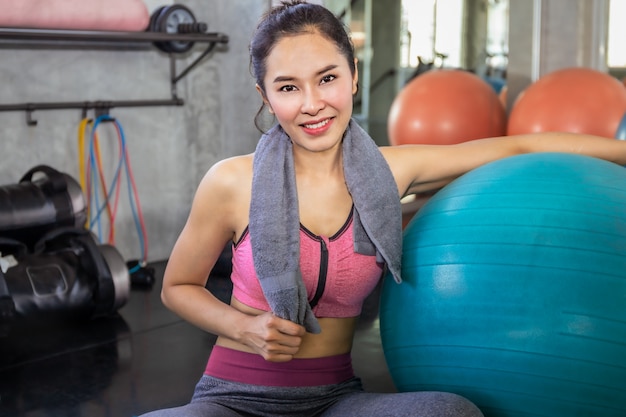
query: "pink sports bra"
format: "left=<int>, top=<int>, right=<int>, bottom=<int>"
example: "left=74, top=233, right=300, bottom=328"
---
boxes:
left=230, top=209, right=384, bottom=318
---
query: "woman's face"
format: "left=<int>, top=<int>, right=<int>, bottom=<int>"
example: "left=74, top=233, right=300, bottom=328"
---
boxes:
left=258, top=31, right=358, bottom=154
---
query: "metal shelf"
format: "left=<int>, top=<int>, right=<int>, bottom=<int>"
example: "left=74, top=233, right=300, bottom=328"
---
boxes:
left=0, top=27, right=229, bottom=44
left=0, top=27, right=230, bottom=125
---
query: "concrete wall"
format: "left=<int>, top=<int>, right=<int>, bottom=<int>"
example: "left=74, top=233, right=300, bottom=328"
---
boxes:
left=0, top=0, right=269, bottom=262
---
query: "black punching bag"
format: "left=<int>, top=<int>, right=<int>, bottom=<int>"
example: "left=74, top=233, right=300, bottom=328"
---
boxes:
left=0, top=165, right=87, bottom=250
left=0, top=228, right=130, bottom=334
left=0, top=166, right=129, bottom=336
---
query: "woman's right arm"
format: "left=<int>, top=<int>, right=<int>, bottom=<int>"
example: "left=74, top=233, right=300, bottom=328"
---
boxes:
left=161, top=157, right=247, bottom=337
left=160, top=157, right=305, bottom=361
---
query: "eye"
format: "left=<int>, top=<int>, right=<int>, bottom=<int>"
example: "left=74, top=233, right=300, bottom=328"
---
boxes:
left=279, top=84, right=298, bottom=92
left=320, top=74, right=336, bottom=84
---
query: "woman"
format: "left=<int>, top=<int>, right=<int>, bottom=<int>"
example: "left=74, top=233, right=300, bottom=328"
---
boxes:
left=140, top=1, right=626, bottom=416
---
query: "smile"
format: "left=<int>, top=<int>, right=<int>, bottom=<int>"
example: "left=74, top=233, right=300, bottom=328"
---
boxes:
left=303, top=119, right=330, bottom=129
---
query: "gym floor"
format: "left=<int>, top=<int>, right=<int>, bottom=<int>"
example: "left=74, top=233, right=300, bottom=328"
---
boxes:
left=0, top=253, right=396, bottom=417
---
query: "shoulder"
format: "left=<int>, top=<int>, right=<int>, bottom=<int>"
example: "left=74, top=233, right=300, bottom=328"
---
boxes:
left=207, top=153, right=254, bottom=181
left=198, top=153, right=254, bottom=197
left=190, top=153, right=254, bottom=219
left=186, top=154, right=254, bottom=239
left=378, top=145, right=426, bottom=190
left=378, top=144, right=447, bottom=196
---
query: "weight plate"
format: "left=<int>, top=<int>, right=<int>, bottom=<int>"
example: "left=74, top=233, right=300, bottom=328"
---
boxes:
left=153, top=5, right=197, bottom=53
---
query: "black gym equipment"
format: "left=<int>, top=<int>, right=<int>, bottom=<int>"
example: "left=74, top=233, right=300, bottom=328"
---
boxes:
left=0, top=228, right=129, bottom=325
left=0, top=165, right=86, bottom=251
left=0, top=166, right=130, bottom=337
left=149, top=4, right=208, bottom=53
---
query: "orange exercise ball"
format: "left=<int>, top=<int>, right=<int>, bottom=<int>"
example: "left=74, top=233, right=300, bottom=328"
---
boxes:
left=387, top=69, right=506, bottom=146
left=508, top=67, right=626, bottom=138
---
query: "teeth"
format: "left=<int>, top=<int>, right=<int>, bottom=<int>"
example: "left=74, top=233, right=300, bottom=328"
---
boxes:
left=304, top=119, right=328, bottom=129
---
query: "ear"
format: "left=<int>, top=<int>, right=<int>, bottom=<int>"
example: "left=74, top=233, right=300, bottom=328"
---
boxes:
left=352, top=58, right=359, bottom=95
left=256, top=84, right=274, bottom=114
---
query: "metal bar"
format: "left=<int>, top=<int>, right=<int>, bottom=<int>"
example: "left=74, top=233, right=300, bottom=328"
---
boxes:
left=170, top=55, right=178, bottom=99
left=531, top=0, right=542, bottom=82
left=0, top=98, right=185, bottom=126
left=0, top=99, right=184, bottom=112
left=172, top=42, right=217, bottom=84
left=0, top=28, right=229, bottom=44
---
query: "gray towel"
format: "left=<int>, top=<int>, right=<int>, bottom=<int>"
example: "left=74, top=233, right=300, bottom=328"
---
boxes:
left=249, top=119, right=402, bottom=334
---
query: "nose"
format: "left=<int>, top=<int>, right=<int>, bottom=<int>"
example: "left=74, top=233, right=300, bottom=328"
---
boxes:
left=301, top=87, right=324, bottom=115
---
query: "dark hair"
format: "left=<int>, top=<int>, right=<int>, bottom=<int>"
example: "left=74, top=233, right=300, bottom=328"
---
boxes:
left=249, top=0, right=356, bottom=132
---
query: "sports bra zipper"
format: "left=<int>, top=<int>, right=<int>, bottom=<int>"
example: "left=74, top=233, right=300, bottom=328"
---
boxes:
left=309, top=238, right=328, bottom=308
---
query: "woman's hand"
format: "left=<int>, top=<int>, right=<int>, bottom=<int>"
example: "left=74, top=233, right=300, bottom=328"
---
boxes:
left=241, top=311, right=306, bottom=362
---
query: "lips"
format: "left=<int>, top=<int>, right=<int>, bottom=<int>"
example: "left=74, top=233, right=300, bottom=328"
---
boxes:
left=301, top=117, right=334, bottom=135
left=303, top=119, right=330, bottom=129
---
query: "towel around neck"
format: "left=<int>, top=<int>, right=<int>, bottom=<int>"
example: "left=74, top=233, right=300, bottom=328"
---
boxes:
left=249, top=119, right=402, bottom=333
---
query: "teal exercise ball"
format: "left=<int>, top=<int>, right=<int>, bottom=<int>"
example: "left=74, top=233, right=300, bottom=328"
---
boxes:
left=380, top=153, right=626, bottom=417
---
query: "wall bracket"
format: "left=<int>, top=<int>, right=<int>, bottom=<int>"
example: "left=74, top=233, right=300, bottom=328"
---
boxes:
left=0, top=28, right=229, bottom=125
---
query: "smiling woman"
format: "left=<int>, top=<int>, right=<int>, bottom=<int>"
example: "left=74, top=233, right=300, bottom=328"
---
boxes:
left=256, top=33, right=357, bottom=154
left=137, top=2, right=485, bottom=415
left=138, top=1, right=626, bottom=416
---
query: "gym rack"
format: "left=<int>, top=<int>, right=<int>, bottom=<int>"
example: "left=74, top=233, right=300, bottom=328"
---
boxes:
left=0, top=27, right=229, bottom=126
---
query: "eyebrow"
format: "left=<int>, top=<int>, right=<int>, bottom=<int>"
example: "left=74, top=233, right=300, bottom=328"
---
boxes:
left=272, top=64, right=339, bottom=83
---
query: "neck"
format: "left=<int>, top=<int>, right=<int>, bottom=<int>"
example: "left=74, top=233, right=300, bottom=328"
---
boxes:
left=294, top=144, right=343, bottom=178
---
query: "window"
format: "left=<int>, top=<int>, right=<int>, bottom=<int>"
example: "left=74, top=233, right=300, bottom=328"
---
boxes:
left=400, top=0, right=464, bottom=69
left=608, top=0, right=626, bottom=68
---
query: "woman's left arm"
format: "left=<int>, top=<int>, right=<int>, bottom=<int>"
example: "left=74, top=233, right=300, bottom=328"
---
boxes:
left=381, top=131, right=626, bottom=197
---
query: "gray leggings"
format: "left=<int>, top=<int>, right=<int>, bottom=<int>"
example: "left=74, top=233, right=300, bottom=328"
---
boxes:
left=138, top=374, right=484, bottom=417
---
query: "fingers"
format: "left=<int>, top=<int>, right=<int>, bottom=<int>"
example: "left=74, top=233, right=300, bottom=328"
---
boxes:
left=273, top=314, right=306, bottom=337
left=245, top=312, right=307, bottom=362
